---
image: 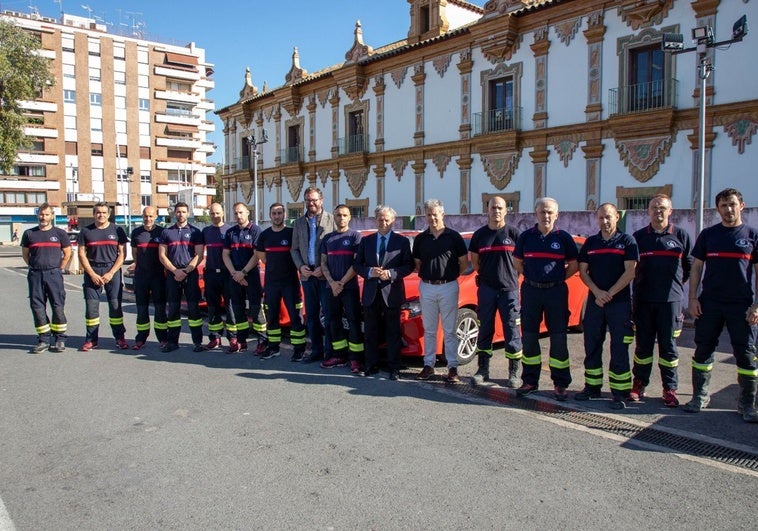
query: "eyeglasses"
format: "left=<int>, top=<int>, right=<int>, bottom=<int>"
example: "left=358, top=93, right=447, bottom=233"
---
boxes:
left=305, top=198, right=321, bottom=203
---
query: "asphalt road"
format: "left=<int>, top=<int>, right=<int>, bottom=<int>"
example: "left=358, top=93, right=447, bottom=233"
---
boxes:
left=1, top=248, right=756, bottom=530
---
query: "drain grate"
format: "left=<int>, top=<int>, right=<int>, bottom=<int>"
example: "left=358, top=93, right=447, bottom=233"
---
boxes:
left=400, top=371, right=758, bottom=472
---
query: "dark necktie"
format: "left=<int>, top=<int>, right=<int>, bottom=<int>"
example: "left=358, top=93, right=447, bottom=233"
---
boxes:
left=379, top=235, right=386, bottom=264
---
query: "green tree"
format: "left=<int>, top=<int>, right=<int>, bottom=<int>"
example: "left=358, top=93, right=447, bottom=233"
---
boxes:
left=213, top=163, right=224, bottom=205
left=0, top=20, right=56, bottom=174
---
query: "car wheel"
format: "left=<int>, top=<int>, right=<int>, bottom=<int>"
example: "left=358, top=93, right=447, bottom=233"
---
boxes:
left=454, top=308, right=478, bottom=365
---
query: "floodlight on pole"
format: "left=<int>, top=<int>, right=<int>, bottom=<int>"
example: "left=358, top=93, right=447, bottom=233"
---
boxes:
left=246, top=128, right=268, bottom=226
left=661, top=15, right=749, bottom=235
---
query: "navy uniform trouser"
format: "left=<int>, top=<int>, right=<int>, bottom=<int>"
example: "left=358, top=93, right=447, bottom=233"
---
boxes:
left=83, top=264, right=126, bottom=343
left=692, top=298, right=758, bottom=379
left=582, top=298, right=634, bottom=397
left=263, top=282, right=305, bottom=352
left=28, top=268, right=67, bottom=343
left=476, top=284, right=522, bottom=360
left=302, top=277, right=332, bottom=358
left=227, top=273, right=266, bottom=344
left=326, top=287, right=364, bottom=361
left=520, top=282, right=571, bottom=388
left=204, top=269, right=232, bottom=341
left=134, top=270, right=167, bottom=344
left=633, top=299, right=683, bottom=390
left=166, top=271, right=202, bottom=345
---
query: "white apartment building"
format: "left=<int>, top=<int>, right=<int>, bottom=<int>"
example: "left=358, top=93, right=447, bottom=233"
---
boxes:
left=0, top=9, right=215, bottom=239
left=216, top=0, right=757, bottom=222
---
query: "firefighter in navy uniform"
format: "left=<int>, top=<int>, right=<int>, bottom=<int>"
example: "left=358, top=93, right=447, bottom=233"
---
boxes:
left=319, top=204, right=364, bottom=372
left=255, top=202, right=307, bottom=361
left=221, top=202, right=267, bottom=354
left=22, top=203, right=72, bottom=353
left=469, top=196, right=522, bottom=387
left=685, top=188, right=758, bottom=423
left=158, top=202, right=205, bottom=353
left=77, top=202, right=129, bottom=351
left=577, top=203, right=638, bottom=409
left=129, top=206, right=168, bottom=350
left=631, top=194, right=692, bottom=407
left=513, top=197, right=579, bottom=400
left=202, top=203, right=233, bottom=350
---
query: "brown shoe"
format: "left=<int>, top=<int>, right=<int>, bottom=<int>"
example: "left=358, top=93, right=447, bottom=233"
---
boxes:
left=446, top=367, right=461, bottom=383
left=416, top=365, right=435, bottom=380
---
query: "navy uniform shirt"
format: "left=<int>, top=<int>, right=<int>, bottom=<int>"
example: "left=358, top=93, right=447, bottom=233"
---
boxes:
left=692, top=222, right=758, bottom=304
left=319, top=229, right=362, bottom=291
left=469, top=224, right=521, bottom=291
left=412, top=227, right=468, bottom=282
left=579, top=230, right=639, bottom=302
left=22, top=227, right=71, bottom=270
left=130, top=225, right=163, bottom=274
left=223, top=222, right=262, bottom=271
left=258, top=227, right=299, bottom=287
left=160, top=223, right=203, bottom=268
left=203, top=223, right=231, bottom=271
left=78, top=223, right=128, bottom=264
left=514, top=226, right=579, bottom=283
left=633, top=224, right=693, bottom=303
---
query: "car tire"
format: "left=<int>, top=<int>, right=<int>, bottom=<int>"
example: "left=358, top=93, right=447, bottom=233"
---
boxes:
left=452, top=307, right=478, bottom=366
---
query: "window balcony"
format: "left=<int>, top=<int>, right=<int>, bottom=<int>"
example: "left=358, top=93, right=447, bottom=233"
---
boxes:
left=338, top=133, right=370, bottom=155
left=472, top=107, right=521, bottom=135
left=280, top=146, right=304, bottom=164
left=609, top=78, right=678, bottom=115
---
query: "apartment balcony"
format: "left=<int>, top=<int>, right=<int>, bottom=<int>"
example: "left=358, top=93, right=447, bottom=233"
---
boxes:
left=155, top=111, right=202, bottom=127
left=18, top=100, right=57, bottom=113
left=194, top=78, right=215, bottom=90
left=196, top=99, right=215, bottom=111
left=156, top=136, right=202, bottom=149
left=154, top=90, right=201, bottom=104
left=226, top=156, right=251, bottom=174
left=472, top=107, right=522, bottom=135
left=198, top=142, right=216, bottom=154
left=0, top=177, right=59, bottom=190
left=23, top=125, right=58, bottom=138
left=609, top=78, right=679, bottom=115
left=16, top=152, right=58, bottom=164
left=338, top=134, right=370, bottom=156
left=154, top=65, right=201, bottom=81
left=280, top=146, right=304, bottom=164
left=198, top=120, right=216, bottom=133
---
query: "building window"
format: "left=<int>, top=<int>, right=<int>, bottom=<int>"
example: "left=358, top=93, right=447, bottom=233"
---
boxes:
left=345, top=198, right=369, bottom=218
left=168, top=194, right=179, bottom=207
left=0, top=191, right=47, bottom=204
left=616, top=184, right=673, bottom=210
left=613, top=28, right=678, bottom=115
left=140, top=172, right=151, bottom=183
left=90, top=93, right=102, bottom=106
left=285, top=124, right=301, bottom=163
left=89, top=67, right=101, bottom=81
left=114, top=71, right=126, bottom=85
left=29, top=140, right=45, bottom=152
left=90, top=118, right=102, bottom=132
left=91, top=143, right=104, bottom=156
left=141, top=195, right=151, bottom=207
left=287, top=203, right=303, bottom=220
left=341, top=100, right=370, bottom=155
left=481, top=192, right=520, bottom=214
left=166, top=101, right=193, bottom=117
left=420, top=5, right=431, bottom=33
left=11, top=165, right=46, bottom=177
left=64, top=90, right=76, bottom=103
left=140, top=146, right=151, bottom=159
left=139, top=98, right=150, bottom=111
left=477, top=62, right=523, bottom=135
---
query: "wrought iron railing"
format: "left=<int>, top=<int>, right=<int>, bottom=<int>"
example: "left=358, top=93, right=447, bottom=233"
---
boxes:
left=609, top=78, right=678, bottom=115
left=472, top=107, right=522, bottom=135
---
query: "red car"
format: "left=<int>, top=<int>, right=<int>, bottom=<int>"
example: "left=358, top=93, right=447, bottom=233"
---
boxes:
left=396, top=233, right=588, bottom=365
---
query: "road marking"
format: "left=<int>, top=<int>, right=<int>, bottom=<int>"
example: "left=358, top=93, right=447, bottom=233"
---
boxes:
left=0, top=495, right=17, bottom=531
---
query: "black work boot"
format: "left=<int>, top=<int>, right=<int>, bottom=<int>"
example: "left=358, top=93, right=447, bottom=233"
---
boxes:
left=737, top=375, right=758, bottom=423
left=506, top=358, right=522, bottom=388
left=471, top=352, right=491, bottom=385
left=683, top=369, right=712, bottom=413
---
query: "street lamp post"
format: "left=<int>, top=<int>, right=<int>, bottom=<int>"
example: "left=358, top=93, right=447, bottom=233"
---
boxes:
left=246, top=129, right=268, bottom=226
left=662, top=15, right=748, bottom=234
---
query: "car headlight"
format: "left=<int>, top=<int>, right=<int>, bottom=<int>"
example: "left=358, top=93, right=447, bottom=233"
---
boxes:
left=401, top=298, right=422, bottom=317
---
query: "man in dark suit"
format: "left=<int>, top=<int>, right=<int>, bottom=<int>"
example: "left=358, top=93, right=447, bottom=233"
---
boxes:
left=355, top=205, right=414, bottom=380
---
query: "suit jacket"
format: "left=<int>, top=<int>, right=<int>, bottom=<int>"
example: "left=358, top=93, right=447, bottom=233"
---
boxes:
left=355, top=231, right=413, bottom=307
left=291, top=210, right=335, bottom=270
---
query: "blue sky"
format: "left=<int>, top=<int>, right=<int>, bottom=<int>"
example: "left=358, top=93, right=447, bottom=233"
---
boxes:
left=9, top=0, right=464, bottom=163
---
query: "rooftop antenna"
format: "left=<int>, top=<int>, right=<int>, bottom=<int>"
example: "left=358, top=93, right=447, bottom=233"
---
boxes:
left=124, top=11, right=144, bottom=39
left=52, top=0, right=63, bottom=20
left=80, top=3, right=92, bottom=18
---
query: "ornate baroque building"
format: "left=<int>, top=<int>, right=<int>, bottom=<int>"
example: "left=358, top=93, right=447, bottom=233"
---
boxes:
left=0, top=10, right=215, bottom=237
left=216, top=0, right=758, bottom=221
